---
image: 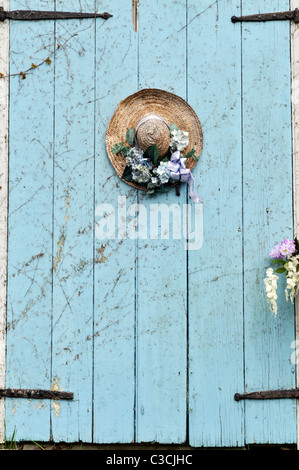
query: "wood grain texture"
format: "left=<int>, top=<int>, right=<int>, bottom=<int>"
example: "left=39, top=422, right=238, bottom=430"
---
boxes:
left=0, top=0, right=9, bottom=445
left=5, top=0, right=55, bottom=441
left=291, top=0, right=299, bottom=449
left=93, top=0, right=138, bottom=444
left=187, top=0, right=244, bottom=447
left=50, top=0, right=95, bottom=443
left=136, top=0, right=188, bottom=444
left=242, top=0, right=296, bottom=444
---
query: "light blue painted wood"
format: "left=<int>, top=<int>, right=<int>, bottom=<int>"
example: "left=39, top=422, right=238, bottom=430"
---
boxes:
left=50, top=0, right=95, bottom=443
left=93, top=0, right=138, bottom=443
left=242, top=0, right=296, bottom=444
left=136, top=0, right=188, bottom=444
left=6, top=0, right=55, bottom=441
left=187, top=0, right=244, bottom=447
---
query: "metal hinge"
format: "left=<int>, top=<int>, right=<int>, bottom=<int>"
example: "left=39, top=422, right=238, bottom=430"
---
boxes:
left=0, top=7, right=112, bottom=21
left=232, top=8, right=299, bottom=24
left=0, top=388, right=73, bottom=400
left=235, top=389, right=299, bottom=401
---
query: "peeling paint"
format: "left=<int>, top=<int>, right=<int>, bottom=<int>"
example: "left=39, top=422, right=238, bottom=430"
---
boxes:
left=52, top=378, right=61, bottom=418
left=132, top=0, right=139, bottom=32
left=53, top=400, right=60, bottom=418
left=53, top=233, right=65, bottom=271
left=96, top=244, right=111, bottom=264
left=65, top=195, right=70, bottom=223
left=53, top=194, right=70, bottom=271
left=24, top=252, right=44, bottom=267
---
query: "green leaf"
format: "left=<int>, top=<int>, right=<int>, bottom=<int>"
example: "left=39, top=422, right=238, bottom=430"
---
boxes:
left=275, top=267, right=286, bottom=273
left=120, top=146, right=131, bottom=156
left=169, top=122, right=179, bottom=132
left=193, top=153, right=199, bottom=162
left=111, top=143, right=131, bottom=157
left=122, top=165, right=132, bottom=181
left=145, top=145, right=159, bottom=166
left=185, top=148, right=196, bottom=159
left=112, top=142, right=126, bottom=154
left=126, top=127, right=135, bottom=146
left=270, top=259, right=282, bottom=264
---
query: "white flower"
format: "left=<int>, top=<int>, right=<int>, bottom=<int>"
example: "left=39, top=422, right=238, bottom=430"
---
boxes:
left=147, top=176, right=161, bottom=190
left=132, top=164, right=151, bottom=183
left=170, top=129, right=189, bottom=152
left=285, top=255, right=299, bottom=304
left=155, top=161, right=170, bottom=184
left=264, top=268, right=279, bottom=316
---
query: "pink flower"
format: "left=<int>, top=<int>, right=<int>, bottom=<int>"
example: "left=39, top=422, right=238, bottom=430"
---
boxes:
left=269, top=245, right=283, bottom=259
left=269, top=239, right=295, bottom=260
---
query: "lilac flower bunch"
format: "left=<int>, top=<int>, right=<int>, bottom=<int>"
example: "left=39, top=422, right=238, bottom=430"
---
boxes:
left=264, top=237, right=299, bottom=315
left=269, top=238, right=296, bottom=260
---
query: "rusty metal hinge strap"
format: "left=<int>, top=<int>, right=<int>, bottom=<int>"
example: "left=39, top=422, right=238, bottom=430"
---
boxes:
left=0, top=388, right=73, bottom=400
left=235, top=389, right=299, bottom=401
left=232, top=8, right=299, bottom=24
left=0, top=8, right=112, bottom=21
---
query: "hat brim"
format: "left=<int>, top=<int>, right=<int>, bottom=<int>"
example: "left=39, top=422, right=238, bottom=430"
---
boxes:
left=106, top=88, right=203, bottom=190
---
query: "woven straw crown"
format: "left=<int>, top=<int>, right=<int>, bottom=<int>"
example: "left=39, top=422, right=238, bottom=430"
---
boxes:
left=106, top=88, right=203, bottom=190
left=136, top=114, right=170, bottom=157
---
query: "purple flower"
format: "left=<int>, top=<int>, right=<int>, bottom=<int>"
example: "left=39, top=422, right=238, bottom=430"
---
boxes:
left=279, top=238, right=296, bottom=258
left=269, top=238, right=296, bottom=260
left=269, top=244, right=283, bottom=259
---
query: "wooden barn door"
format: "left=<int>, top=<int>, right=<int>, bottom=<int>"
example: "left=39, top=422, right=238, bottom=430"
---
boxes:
left=0, top=0, right=297, bottom=447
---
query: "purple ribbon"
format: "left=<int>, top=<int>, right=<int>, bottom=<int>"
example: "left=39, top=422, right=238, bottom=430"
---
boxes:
left=166, top=151, right=203, bottom=204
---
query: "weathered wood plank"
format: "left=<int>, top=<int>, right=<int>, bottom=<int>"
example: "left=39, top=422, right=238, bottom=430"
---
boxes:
left=93, top=0, right=138, bottom=443
left=0, top=0, right=9, bottom=445
left=5, top=0, right=55, bottom=441
left=135, top=0, right=188, bottom=444
left=187, top=0, right=244, bottom=447
left=51, top=0, right=95, bottom=443
left=291, top=0, right=299, bottom=449
left=242, top=0, right=296, bottom=444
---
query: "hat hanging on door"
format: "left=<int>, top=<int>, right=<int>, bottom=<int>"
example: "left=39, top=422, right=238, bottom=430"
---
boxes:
left=106, top=88, right=204, bottom=203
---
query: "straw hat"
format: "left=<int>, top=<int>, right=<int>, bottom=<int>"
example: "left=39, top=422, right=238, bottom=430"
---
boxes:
left=106, top=88, right=203, bottom=190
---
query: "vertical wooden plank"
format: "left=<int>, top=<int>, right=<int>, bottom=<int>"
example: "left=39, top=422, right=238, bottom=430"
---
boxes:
left=0, top=0, right=9, bottom=445
left=51, top=0, right=95, bottom=443
left=5, top=0, right=55, bottom=441
left=242, top=0, right=296, bottom=444
left=187, top=0, right=244, bottom=447
left=135, top=0, right=188, bottom=444
left=292, top=0, right=299, bottom=248
left=291, top=0, right=299, bottom=450
left=93, top=0, right=137, bottom=443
